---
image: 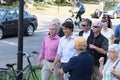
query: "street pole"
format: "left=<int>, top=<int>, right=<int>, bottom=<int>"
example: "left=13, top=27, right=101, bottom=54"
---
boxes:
left=58, top=0, right=60, bottom=14
left=17, top=0, right=24, bottom=79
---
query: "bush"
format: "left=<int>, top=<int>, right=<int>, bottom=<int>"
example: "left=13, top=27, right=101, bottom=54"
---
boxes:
left=105, top=2, right=116, bottom=8
left=54, top=0, right=65, bottom=4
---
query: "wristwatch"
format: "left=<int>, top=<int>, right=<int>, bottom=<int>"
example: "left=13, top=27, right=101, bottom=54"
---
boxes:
left=93, top=46, right=96, bottom=49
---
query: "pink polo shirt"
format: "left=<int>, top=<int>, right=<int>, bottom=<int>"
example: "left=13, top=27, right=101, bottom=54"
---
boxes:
left=39, top=35, right=60, bottom=61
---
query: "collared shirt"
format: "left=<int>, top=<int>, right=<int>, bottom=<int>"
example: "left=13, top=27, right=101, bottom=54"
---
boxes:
left=57, top=34, right=77, bottom=63
left=39, top=35, right=60, bottom=61
left=83, top=30, right=91, bottom=41
left=114, top=24, right=120, bottom=39
left=79, top=29, right=93, bottom=41
left=87, top=33, right=108, bottom=66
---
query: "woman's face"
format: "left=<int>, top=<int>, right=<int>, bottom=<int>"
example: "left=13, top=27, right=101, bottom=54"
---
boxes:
left=102, top=22, right=108, bottom=30
left=107, top=48, right=117, bottom=60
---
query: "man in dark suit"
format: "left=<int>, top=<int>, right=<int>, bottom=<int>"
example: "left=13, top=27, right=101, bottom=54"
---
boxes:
left=58, top=36, right=94, bottom=80
left=79, top=18, right=93, bottom=41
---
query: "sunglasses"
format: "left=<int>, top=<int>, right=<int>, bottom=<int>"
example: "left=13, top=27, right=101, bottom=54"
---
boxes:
left=93, top=26, right=100, bottom=28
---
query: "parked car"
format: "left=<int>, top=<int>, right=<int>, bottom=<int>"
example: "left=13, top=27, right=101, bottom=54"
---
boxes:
left=93, top=1, right=120, bottom=19
left=0, top=8, right=38, bottom=39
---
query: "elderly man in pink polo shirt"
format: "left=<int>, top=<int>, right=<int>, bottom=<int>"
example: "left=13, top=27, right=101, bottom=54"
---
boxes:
left=38, top=23, right=63, bottom=80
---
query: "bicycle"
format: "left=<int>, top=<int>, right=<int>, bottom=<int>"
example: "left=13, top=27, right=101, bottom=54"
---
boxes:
left=0, top=68, right=11, bottom=80
left=3, top=51, right=41, bottom=80
left=66, top=10, right=82, bottom=29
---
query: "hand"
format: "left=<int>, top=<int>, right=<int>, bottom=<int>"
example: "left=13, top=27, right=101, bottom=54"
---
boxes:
left=58, top=68, right=64, bottom=74
left=50, top=65, right=55, bottom=72
left=89, top=44, right=96, bottom=49
left=99, top=57, right=104, bottom=65
left=110, top=66, right=115, bottom=74
left=38, top=60, right=42, bottom=67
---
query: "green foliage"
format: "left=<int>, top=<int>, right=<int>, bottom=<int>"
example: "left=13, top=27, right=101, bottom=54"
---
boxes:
left=54, top=0, right=65, bottom=4
left=104, top=2, right=116, bottom=8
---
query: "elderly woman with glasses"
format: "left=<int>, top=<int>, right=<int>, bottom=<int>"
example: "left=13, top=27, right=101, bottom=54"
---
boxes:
left=99, top=44, right=120, bottom=80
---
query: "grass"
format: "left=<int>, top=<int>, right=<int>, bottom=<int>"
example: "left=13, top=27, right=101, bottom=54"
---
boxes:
left=25, top=65, right=54, bottom=80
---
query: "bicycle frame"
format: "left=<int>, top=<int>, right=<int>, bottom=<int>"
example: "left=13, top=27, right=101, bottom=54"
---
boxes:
left=67, top=10, right=82, bottom=29
left=6, top=51, right=41, bottom=80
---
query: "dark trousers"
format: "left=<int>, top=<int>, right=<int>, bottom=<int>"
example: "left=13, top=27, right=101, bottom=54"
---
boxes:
left=76, top=11, right=85, bottom=21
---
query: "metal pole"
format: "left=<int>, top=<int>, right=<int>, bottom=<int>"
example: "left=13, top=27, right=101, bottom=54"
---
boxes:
left=58, top=0, right=60, bottom=14
left=17, top=0, right=24, bottom=79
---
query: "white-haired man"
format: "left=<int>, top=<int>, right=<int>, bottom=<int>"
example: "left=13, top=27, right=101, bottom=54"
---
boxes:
left=86, top=20, right=109, bottom=80
left=52, top=18, right=64, bottom=37
left=38, top=23, right=62, bottom=80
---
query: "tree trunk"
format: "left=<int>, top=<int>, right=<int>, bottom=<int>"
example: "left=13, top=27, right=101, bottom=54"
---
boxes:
left=6, top=0, right=13, bottom=6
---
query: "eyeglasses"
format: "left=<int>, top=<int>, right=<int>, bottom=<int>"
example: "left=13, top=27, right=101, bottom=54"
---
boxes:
left=81, top=24, right=88, bottom=27
left=93, top=26, right=100, bottom=28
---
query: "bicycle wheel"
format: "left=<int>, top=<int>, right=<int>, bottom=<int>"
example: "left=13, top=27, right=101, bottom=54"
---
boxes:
left=65, top=18, right=73, bottom=23
left=27, top=66, right=42, bottom=80
left=77, top=21, right=82, bottom=29
left=0, top=68, right=15, bottom=80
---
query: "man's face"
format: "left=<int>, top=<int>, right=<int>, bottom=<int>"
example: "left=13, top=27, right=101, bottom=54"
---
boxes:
left=92, top=23, right=101, bottom=33
left=81, top=21, right=90, bottom=32
left=62, top=27, right=72, bottom=36
left=49, top=26, right=58, bottom=36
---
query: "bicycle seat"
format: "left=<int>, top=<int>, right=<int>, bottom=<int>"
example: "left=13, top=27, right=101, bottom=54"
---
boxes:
left=6, top=63, right=17, bottom=68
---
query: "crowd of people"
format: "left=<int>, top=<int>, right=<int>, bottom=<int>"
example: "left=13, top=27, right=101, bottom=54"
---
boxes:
left=37, top=0, right=120, bottom=80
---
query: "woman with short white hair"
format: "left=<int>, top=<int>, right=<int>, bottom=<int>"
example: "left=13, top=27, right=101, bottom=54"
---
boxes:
left=99, top=44, right=120, bottom=80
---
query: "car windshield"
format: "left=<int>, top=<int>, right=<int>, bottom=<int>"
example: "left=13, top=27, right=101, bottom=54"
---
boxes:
left=104, top=2, right=119, bottom=11
left=0, top=10, right=6, bottom=20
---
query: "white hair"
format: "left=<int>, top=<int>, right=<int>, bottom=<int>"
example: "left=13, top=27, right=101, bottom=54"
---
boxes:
left=50, top=18, right=61, bottom=30
left=93, top=20, right=102, bottom=28
left=109, top=44, right=120, bottom=57
left=52, top=18, right=60, bottom=25
left=49, top=23, right=59, bottom=30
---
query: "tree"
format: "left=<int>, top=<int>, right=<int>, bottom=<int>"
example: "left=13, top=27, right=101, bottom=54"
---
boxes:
left=0, top=0, right=17, bottom=6
left=6, top=0, right=13, bottom=6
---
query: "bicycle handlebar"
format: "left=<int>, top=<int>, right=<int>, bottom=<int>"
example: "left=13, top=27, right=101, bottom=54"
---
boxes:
left=6, top=51, right=38, bottom=68
left=69, top=10, right=77, bottom=14
left=23, top=51, right=38, bottom=57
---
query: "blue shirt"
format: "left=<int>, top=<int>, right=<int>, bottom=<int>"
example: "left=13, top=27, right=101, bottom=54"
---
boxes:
left=57, top=34, right=77, bottom=63
left=114, top=24, right=120, bottom=39
left=62, top=52, right=94, bottom=80
left=76, top=1, right=85, bottom=12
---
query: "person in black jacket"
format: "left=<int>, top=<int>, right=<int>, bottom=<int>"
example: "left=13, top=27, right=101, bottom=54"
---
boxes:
left=86, top=20, right=108, bottom=80
left=79, top=18, right=93, bottom=41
